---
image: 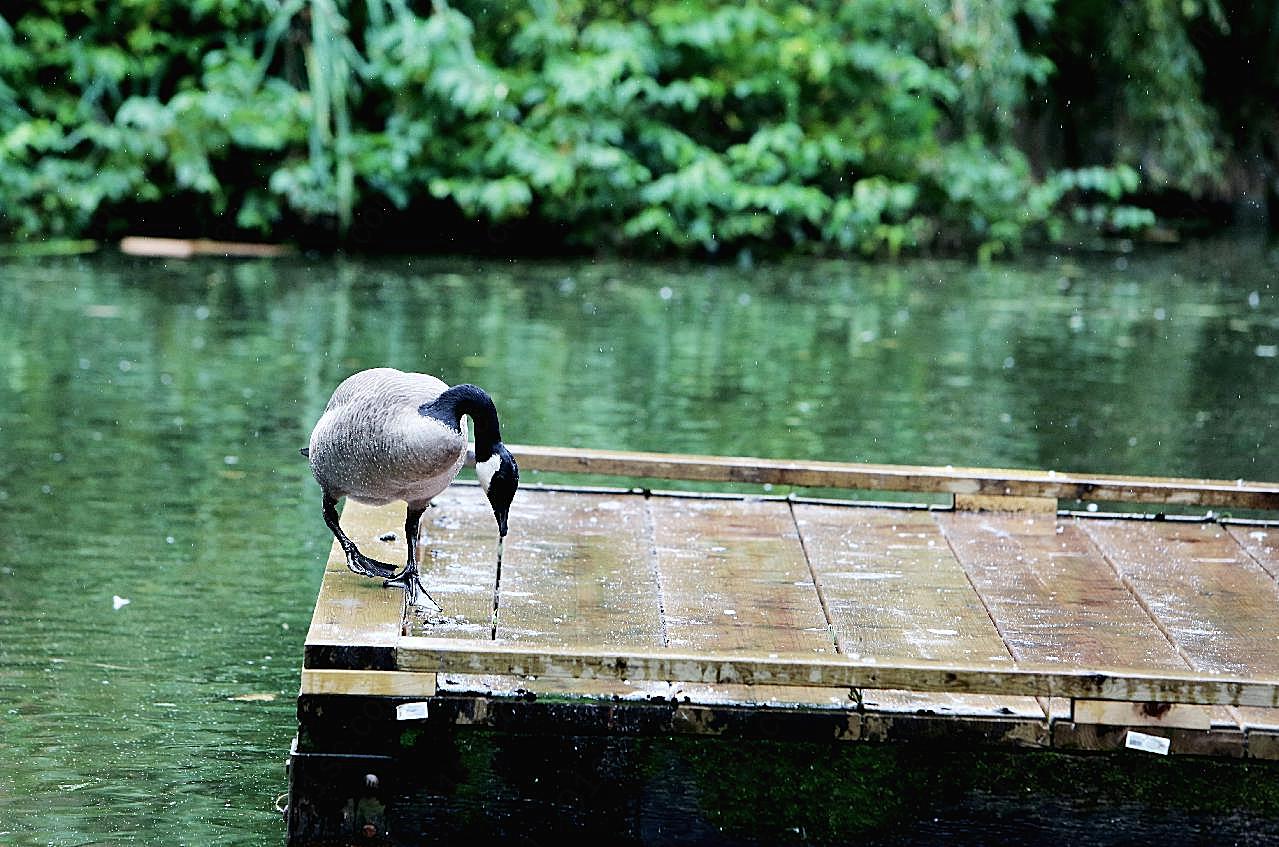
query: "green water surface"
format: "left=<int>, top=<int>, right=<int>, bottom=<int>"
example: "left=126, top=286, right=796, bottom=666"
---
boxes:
left=1, top=238, right=1277, bottom=845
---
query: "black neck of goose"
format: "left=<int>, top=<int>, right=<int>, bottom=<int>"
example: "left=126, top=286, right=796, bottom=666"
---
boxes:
left=421, top=384, right=503, bottom=461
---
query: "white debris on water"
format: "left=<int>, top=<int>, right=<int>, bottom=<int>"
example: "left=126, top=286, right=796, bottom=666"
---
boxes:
left=112, top=595, right=130, bottom=610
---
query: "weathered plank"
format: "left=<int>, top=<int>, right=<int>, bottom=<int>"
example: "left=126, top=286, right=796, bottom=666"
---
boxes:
left=409, top=487, right=502, bottom=638
left=1228, top=522, right=1279, bottom=740
left=647, top=496, right=838, bottom=705
left=793, top=504, right=1043, bottom=719
left=936, top=511, right=1226, bottom=736
left=495, top=490, right=662, bottom=645
left=305, top=501, right=407, bottom=669
left=451, top=489, right=670, bottom=700
left=1083, top=520, right=1279, bottom=736
left=649, top=497, right=832, bottom=654
left=395, top=637, right=1279, bottom=707
left=512, top=444, right=1279, bottom=509
left=300, top=668, right=437, bottom=697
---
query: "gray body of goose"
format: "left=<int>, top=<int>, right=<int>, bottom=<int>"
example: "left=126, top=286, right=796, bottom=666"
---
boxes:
left=304, top=367, right=519, bottom=608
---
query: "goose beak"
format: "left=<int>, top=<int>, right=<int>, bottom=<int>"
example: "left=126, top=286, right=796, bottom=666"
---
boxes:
left=496, top=534, right=505, bottom=568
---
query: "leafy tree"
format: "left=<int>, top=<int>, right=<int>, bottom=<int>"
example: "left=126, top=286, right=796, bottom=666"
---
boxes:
left=0, top=0, right=1265, bottom=254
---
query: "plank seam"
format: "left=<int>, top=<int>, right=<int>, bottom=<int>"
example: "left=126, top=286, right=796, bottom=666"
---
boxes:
left=643, top=497, right=670, bottom=649
left=1077, top=518, right=1243, bottom=732
left=933, top=515, right=1021, bottom=667
left=933, top=513, right=1048, bottom=721
left=787, top=500, right=841, bottom=656
left=1230, top=525, right=1279, bottom=582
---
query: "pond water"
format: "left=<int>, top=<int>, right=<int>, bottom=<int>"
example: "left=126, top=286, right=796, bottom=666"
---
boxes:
left=1, top=236, right=1277, bottom=845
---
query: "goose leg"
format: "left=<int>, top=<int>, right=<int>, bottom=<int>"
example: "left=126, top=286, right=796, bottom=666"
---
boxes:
left=323, top=493, right=398, bottom=579
left=384, top=500, right=440, bottom=610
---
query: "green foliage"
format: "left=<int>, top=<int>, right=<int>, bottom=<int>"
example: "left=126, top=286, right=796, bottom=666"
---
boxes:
left=0, top=0, right=1243, bottom=253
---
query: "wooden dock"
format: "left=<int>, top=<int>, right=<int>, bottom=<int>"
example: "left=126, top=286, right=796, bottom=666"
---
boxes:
left=287, top=448, right=1279, bottom=845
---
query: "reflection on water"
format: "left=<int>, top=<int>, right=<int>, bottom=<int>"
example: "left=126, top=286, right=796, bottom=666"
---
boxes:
left=1, top=238, right=1276, bottom=844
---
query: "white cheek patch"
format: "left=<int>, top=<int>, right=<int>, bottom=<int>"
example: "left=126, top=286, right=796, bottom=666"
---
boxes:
left=476, top=453, right=501, bottom=492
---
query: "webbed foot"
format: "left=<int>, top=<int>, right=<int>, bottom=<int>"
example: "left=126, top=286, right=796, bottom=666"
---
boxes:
left=345, top=549, right=398, bottom=580
left=384, top=565, right=441, bottom=611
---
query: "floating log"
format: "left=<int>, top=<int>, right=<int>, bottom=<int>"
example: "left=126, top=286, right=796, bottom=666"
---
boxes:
left=119, top=236, right=292, bottom=258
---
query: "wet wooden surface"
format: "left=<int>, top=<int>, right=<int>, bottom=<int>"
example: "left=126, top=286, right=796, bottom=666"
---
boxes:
left=307, top=484, right=1279, bottom=756
left=795, top=505, right=1042, bottom=718
left=1084, top=520, right=1279, bottom=734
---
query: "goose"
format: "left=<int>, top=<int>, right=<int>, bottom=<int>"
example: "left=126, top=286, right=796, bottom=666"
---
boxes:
left=302, top=367, right=519, bottom=608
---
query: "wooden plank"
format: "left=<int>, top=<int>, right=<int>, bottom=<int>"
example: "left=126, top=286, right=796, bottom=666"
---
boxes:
left=1229, top=524, right=1279, bottom=580
left=300, top=669, right=437, bottom=697
left=647, top=497, right=839, bottom=706
left=649, top=497, right=831, bottom=653
left=794, top=504, right=1043, bottom=719
left=937, top=511, right=1225, bottom=732
left=1083, top=520, right=1279, bottom=735
left=479, top=489, right=668, bottom=700
left=305, top=501, right=407, bottom=669
left=495, top=491, right=662, bottom=645
left=511, top=444, right=1279, bottom=510
left=408, top=487, right=503, bottom=638
left=1073, top=699, right=1210, bottom=730
left=395, top=637, right=1279, bottom=707
left=954, top=494, right=1057, bottom=513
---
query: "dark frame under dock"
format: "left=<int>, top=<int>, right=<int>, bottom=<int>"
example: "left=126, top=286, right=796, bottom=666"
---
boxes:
left=287, top=448, right=1279, bottom=845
